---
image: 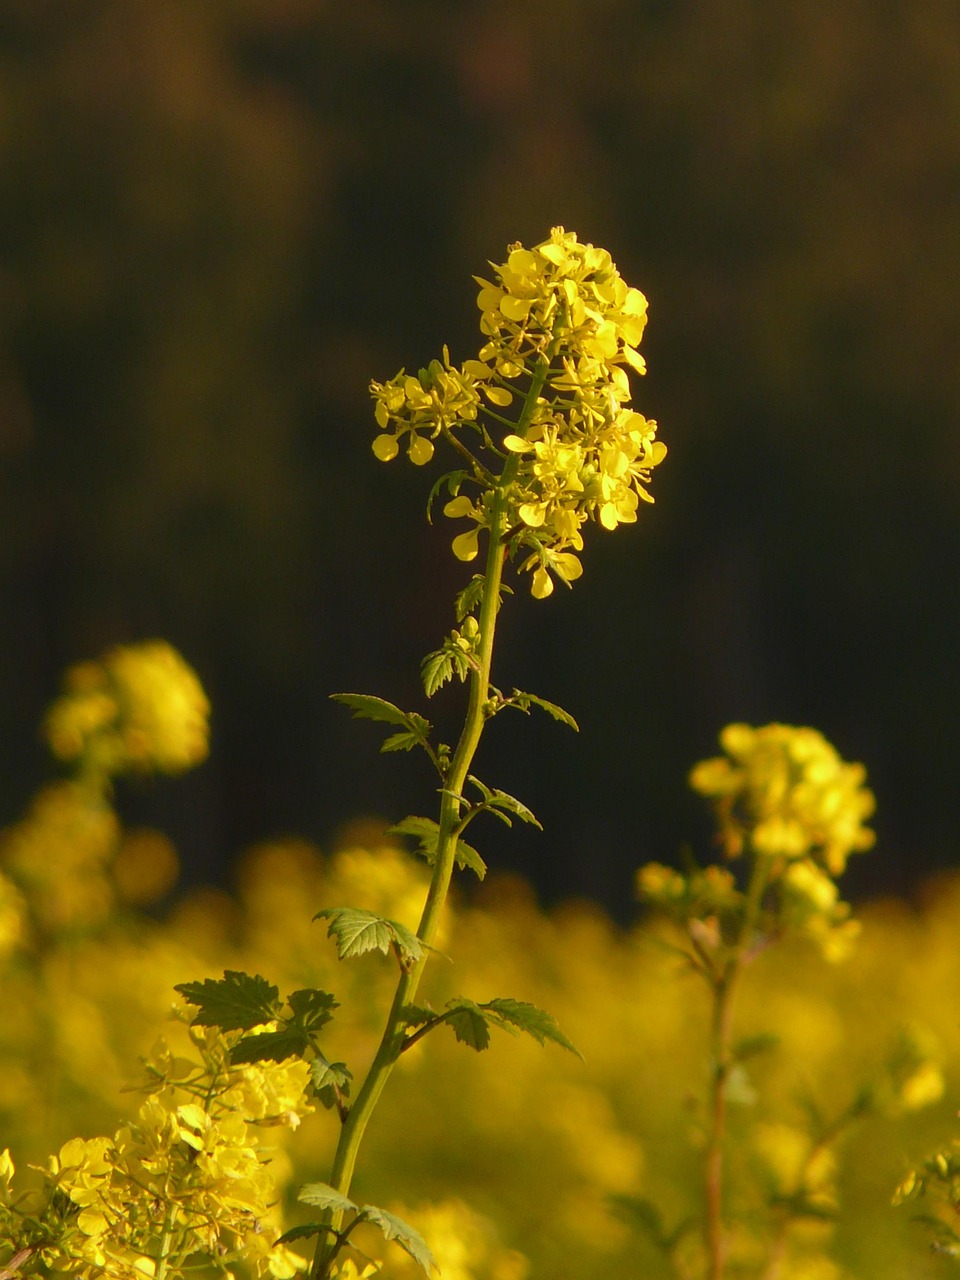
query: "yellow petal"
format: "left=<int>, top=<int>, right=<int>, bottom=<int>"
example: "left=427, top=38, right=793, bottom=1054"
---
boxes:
left=500, top=294, right=532, bottom=321
left=484, top=385, right=514, bottom=407
left=452, top=529, right=480, bottom=561
left=371, top=434, right=399, bottom=462
left=407, top=435, right=434, bottom=466
left=531, top=567, right=554, bottom=598
left=443, top=495, right=475, bottom=519
left=502, top=434, right=532, bottom=452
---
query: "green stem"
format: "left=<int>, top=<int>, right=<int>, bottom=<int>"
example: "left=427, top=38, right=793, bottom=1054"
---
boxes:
left=311, top=359, right=551, bottom=1280
left=704, top=853, right=771, bottom=1280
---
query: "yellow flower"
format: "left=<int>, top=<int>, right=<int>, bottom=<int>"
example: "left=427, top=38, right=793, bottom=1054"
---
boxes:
left=44, top=641, right=210, bottom=777
left=689, top=723, right=875, bottom=874
left=371, top=229, right=665, bottom=597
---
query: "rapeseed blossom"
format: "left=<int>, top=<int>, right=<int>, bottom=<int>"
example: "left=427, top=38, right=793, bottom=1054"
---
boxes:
left=45, top=640, right=210, bottom=777
left=370, top=228, right=665, bottom=597
left=689, top=723, right=875, bottom=873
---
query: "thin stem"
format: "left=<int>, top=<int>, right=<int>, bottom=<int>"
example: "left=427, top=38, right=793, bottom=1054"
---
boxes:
left=311, top=358, right=551, bottom=1280
left=704, top=853, right=771, bottom=1280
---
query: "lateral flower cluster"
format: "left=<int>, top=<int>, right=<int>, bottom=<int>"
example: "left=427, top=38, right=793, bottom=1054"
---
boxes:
left=689, top=723, right=875, bottom=874
left=370, top=227, right=666, bottom=597
left=45, top=641, right=210, bottom=778
left=0, top=1031, right=312, bottom=1280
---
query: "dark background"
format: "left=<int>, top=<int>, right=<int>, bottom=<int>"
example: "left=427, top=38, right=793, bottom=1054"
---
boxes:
left=2, top=1, right=958, bottom=919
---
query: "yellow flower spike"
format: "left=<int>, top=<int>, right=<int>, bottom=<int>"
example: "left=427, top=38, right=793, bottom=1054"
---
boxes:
left=691, top=722, right=875, bottom=875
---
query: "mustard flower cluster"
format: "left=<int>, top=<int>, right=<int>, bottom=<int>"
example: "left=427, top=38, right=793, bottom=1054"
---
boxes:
left=0, top=781, right=119, bottom=937
left=0, top=1030, right=311, bottom=1280
left=45, top=641, right=210, bottom=777
left=370, top=228, right=666, bottom=597
left=689, top=723, right=875, bottom=873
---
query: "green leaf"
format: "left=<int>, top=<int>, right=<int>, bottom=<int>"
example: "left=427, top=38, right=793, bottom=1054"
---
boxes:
left=174, top=971, right=280, bottom=1031
left=311, top=1057, right=352, bottom=1109
left=390, top=815, right=440, bottom=847
left=298, top=1183, right=358, bottom=1216
left=444, top=998, right=493, bottom=1051
left=484, top=998, right=582, bottom=1058
left=466, top=776, right=541, bottom=829
left=508, top=689, right=579, bottom=731
left=421, top=649, right=455, bottom=698
left=390, top=815, right=486, bottom=880
left=608, top=1195, right=667, bottom=1246
left=330, top=693, right=410, bottom=726
left=287, top=987, right=339, bottom=1033
left=359, top=1205, right=437, bottom=1276
left=275, top=1223, right=328, bottom=1245
left=454, top=837, right=487, bottom=879
left=314, top=907, right=424, bottom=965
left=733, top=1032, right=780, bottom=1062
left=425, top=468, right=467, bottom=524
left=229, top=1027, right=309, bottom=1065
left=381, top=730, right=422, bottom=753
left=454, top=575, right=485, bottom=621
left=400, top=1003, right=436, bottom=1029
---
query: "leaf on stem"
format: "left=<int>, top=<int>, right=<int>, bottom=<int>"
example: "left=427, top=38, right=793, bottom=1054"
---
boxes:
left=466, top=775, right=542, bottom=828
left=390, top=815, right=487, bottom=880
left=174, top=971, right=281, bottom=1031
left=424, top=996, right=582, bottom=1058
left=314, top=907, right=424, bottom=966
left=505, top=689, right=579, bottom=731
left=228, top=986, right=338, bottom=1064
left=484, top=998, right=582, bottom=1058
left=331, top=695, right=433, bottom=753
left=359, top=1205, right=437, bottom=1276
left=454, top=574, right=485, bottom=621
left=297, top=1183, right=358, bottom=1215
left=311, top=1057, right=353, bottom=1110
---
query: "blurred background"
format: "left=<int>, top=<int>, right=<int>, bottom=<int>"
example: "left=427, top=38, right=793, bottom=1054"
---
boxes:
left=1, top=0, right=958, bottom=918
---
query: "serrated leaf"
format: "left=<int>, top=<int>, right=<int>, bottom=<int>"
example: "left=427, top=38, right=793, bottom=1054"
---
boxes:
left=454, top=838, right=487, bottom=879
left=331, top=693, right=410, bottom=726
left=381, top=730, right=422, bottom=752
left=390, top=815, right=440, bottom=851
left=444, top=999, right=493, bottom=1051
left=425, top=468, right=468, bottom=524
left=484, top=998, right=582, bottom=1058
left=454, top=575, right=485, bottom=621
left=421, top=649, right=455, bottom=698
left=311, top=1057, right=352, bottom=1106
left=287, top=987, right=338, bottom=1032
left=509, top=689, right=579, bottom=731
left=275, top=1223, right=327, bottom=1245
left=315, top=907, right=424, bottom=965
left=400, top=1003, right=436, bottom=1029
left=359, top=1205, right=437, bottom=1276
left=490, top=789, right=540, bottom=827
left=297, top=1184, right=358, bottom=1215
left=229, top=1027, right=309, bottom=1064
left=391, top=816, right=486, bottom=879
left=174, top=971, right=280, bottom=1031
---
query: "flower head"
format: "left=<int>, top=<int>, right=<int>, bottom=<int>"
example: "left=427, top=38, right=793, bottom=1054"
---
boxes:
left=370, top=229, right=665, bottom=597
left=689, top=723, right=875, bottom=874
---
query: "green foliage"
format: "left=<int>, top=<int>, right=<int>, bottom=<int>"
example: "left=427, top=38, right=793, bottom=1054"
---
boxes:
left=331, top=694, right=434, bottom=758
left=497, top=688, right=579, bottom=731
left=401, top=996, right=581, bottom=1059
left=390, top=815, right=487, bottom=879
left=174, top=970, right=281, bottom=1030
left=314, top=906, right=424, bottom=967
left=294, top=1185, right=437, bottom=1276
left=174, top=972, right=339, bottom=1067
